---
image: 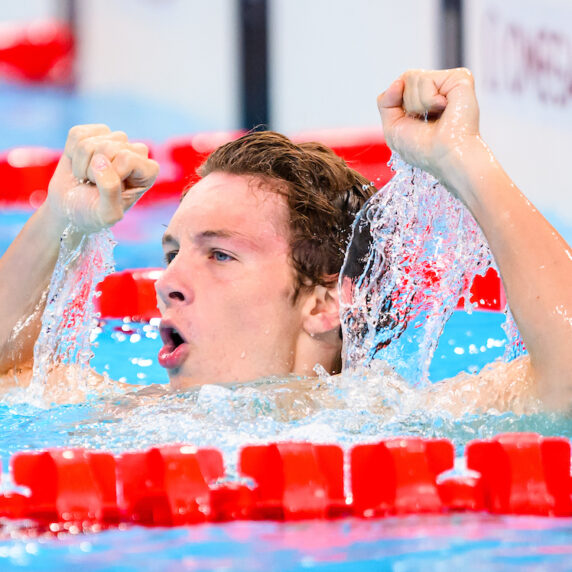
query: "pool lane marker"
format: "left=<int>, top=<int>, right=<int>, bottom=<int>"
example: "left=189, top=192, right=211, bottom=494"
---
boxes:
left=0, top=433, right=570, bottom=528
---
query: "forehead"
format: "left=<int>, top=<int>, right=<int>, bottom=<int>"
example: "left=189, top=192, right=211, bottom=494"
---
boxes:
left=168, top=172, right=290, bottom=241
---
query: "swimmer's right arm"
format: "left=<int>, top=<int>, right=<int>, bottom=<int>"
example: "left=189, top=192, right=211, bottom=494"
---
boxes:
left=0, top=125, right=159, bottom=375
left=377, top=68, right=572, bottom=411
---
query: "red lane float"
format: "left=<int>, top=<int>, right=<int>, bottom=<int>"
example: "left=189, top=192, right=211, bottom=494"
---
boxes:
left=0, top=20, right=74, bottom=84
left=239, top=442, right=346, bottom=520
left=10, top=449, right=118, bottom=523
left=466, top=433, right=572, bottom=516
left=461, top=267, right=506, bottom=311
left=0, top=147, right=60, bottom=207
left=0, top=433, right=570, bottom=530
left=117, top=446, right=223, bottom=525
left=351, top=438, right=454, bottom=516
left=96, top=268, right=162, bottom=321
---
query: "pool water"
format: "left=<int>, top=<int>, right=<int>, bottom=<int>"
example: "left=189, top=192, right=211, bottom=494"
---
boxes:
left=0, top=84, right=206, bottom=151
left=2, top=515, right=572, bottom=571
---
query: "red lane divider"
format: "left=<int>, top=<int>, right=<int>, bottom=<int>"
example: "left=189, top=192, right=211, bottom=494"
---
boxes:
left=167, top=131, right=246, bottom=179
left=124, top=131, right=248, bottom=207
left=0, top=129, right=392, bottom=207
left=351, top=438, right=454, bottom=516
left=96, top=268, right=162, bottom=321
left=94, top=266, right=505, bottom=322
left=0, top=433, right=570, bottom=531
left=239, top=442, right=347, bottom=520
left=0, top=20, right=74, bottom=84
left=0, top=147, right=60, bottom=207
left=117, top=446, right=223, bottom=526
left=466, top=433, right=572, bottom=516
left=437, top=475, right=485, bottom=512
left=10, top=449, right=118, bottom=523
left=459, top=267, right=506, bottom=312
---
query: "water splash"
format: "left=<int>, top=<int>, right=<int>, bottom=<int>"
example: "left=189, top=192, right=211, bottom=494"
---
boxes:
left=339, top=153, right=523, bottom=384
left=24, top=227, right=116, bottom=405
left=502, top=306, right=527, bottom=361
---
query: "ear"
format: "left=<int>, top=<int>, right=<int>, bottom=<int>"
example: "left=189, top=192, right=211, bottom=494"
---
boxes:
left=301, top=283, right=341, bottom=336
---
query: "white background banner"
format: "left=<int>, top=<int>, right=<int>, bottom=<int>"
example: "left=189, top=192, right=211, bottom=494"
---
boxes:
left=464, top=0, right=572, bottom=227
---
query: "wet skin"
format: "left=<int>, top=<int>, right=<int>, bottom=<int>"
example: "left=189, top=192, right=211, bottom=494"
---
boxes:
left=156, top=172, right=312, bottom=389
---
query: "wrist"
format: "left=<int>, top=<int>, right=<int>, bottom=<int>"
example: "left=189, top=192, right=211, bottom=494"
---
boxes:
left=35, top=201, right=82, bottom=242
left=435, top=137, right=504, bottom=214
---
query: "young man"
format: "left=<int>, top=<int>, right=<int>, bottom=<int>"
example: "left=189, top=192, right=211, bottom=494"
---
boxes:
left=0, top=68, right=571, bottom=412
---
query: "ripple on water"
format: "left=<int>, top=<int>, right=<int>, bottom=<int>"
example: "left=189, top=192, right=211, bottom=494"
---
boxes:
left=2, top=370, right=571, bottom=476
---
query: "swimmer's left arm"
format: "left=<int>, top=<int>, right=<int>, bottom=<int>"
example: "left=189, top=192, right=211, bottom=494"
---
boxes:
left=378, top=68, right=572, bottom=411
left=0, top=126, right=159, bottom=377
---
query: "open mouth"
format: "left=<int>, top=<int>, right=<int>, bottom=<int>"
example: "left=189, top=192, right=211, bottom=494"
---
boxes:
left=160, top=326, right=186, bottom=350
left=158, top=324, right=190, bottom=370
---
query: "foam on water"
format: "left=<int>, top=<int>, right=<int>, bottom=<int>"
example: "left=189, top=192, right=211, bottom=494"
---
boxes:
left=0, top=357, right=566, bottom=476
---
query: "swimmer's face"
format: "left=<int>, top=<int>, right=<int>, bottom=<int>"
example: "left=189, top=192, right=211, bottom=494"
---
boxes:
left=156, top=172, right=310, bottom=388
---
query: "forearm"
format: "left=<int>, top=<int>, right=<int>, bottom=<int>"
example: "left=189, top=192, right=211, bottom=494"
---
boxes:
left=442, top=139, right=572, bottom=407
left=0, top=202, right=75, bottom=372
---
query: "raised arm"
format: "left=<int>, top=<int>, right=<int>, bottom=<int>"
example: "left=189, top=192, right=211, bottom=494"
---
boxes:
left=0, top=125, right=159, bottom=374
left=377, top=68, right=572, bottom=410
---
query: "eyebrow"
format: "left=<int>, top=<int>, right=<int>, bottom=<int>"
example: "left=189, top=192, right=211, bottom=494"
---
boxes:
left=162, top=233, right=177, bottom=246
left=162, top=230, right=260, bottom=250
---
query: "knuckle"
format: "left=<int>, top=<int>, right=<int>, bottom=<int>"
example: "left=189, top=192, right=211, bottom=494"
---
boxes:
left=114, top=148, right=133, bottom=166
left=457, top=67, right=474, bottom=85
left=99, top=139, right=122, bottom=156
left=131, top=142, right=150, bottom=157
left=67, top=125, right=83, bottom=140
left=68, top=124, right=110, bottom=140
left=76, top=138, right=95, bottom=158
left=110, top=130, right=128, bottom=142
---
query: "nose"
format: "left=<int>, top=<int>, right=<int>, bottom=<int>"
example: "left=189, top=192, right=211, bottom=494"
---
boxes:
left=155, top=260, right=193, bottom=307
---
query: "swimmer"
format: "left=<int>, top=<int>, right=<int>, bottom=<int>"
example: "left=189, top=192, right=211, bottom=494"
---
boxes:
left=0, top=68, right=571, bottom=413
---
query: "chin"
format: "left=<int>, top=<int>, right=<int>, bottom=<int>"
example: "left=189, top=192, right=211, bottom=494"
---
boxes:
left=167, top=368, right=225, bottom=389
left=166, top=370, right=193, bottom=390
left=168, top=369, right=259, bottom=390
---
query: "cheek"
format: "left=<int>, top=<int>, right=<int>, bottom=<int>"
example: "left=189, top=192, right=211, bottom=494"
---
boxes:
left=222, top=271, right=296, bottom=325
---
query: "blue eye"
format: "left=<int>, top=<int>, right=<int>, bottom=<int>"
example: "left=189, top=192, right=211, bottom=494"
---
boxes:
left=164, top=250, right=178, bottom=265
left=211, top=250, right=234, bottom=262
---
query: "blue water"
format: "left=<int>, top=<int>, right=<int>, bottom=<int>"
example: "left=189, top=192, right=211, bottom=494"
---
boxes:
left=0, top=83, right=206, bottom=150
left=2, top=515, right=572, bottom=571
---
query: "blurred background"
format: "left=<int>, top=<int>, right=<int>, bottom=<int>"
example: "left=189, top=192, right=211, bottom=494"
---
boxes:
left=0, top=0, right=571, bottom=236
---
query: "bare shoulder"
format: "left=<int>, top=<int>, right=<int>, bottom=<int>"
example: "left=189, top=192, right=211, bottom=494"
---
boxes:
left=0, top=362, right=34, bottom=394
left=0, top=361, right=132, bottom=403
left=423, top=355, right=541, bottom=416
